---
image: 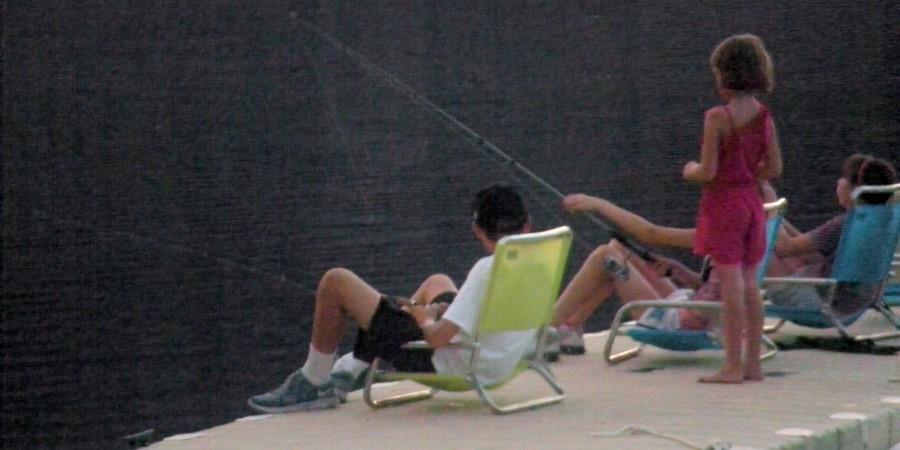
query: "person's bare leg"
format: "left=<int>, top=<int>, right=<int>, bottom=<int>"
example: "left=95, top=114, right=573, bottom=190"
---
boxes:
left=409, top=274, right=458, bottom=305
left=609, top=240, right=677, bottom=298
left=699, top=263, right=744, bottom=384
left=553, top=243, right=664, bottom=327
left=552, top=244, right=617, bottom=326
left=311, top=268, right=382, bottom=354
left=741, top=266, right=764, bottom=381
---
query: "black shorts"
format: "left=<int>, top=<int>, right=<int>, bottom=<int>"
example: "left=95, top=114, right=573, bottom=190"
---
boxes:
left=352, top=292, right=456, bottom=372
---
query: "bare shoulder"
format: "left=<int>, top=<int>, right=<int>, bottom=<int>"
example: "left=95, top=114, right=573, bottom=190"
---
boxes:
left=704, top=105, right=729, bottom=123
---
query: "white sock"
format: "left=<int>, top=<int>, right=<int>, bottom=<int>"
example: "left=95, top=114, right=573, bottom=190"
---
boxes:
left=301, top=345, right=335, bottom=385
left=331, top=352, right=370, bottom=378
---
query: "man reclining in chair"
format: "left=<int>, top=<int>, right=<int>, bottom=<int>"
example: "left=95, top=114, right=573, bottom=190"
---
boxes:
left=248, top=184, right=535, bottom=413
left=763, top=154, right=896, bottom=319
left=552, top=154, right=896, bottom=353
left=550, top=194, right=719, bottom=339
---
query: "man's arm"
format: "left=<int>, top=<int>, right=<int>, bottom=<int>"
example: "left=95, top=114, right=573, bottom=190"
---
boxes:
left=406, top=304, right=459, bottom=348
left=653, top=256, right=703, bottom=290
left=562, top=194, right=695, bottom=249
left=775, top=231, right=816, bottom=257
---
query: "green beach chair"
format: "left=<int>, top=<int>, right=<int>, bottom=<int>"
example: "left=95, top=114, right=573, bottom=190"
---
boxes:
left=602, top=198, right=787, bottom=364
left=362, top=226, right=572, bottom=414
left=763, top=183, right=900, bottom=342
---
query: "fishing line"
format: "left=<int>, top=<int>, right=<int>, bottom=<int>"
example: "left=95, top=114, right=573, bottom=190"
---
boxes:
left=295, top=15, right=656, bottom=259
left=32, top=209, right=320, bottom=294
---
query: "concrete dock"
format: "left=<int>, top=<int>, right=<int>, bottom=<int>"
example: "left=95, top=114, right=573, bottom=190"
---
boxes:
left=148, top=311, right=900, bottom=450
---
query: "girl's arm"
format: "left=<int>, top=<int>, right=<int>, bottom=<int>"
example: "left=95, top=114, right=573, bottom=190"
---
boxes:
left=755, top=116, right=783, bottom=179
left=652, top=256, right=703, bottom=289
left=562, top=194, right=695, bottom=249
left=683, top=107, right=726, bottom=183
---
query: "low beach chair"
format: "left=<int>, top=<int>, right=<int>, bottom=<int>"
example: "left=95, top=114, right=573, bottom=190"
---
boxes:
left=602, top=198, right=787, bottom=364
left=881, top=246, right=900, bottom=307
left=763, top=183, right=900, bottom=342
left=362, top=226, right=572, bottom=414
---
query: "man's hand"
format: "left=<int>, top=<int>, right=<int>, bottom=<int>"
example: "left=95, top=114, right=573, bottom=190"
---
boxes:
left=403, top=302, right=448, bottom=326
left=562, top=194, right=598, bottom=213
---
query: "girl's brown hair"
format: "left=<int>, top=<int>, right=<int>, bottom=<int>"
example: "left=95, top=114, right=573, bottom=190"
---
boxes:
left=710, top=34, right=774, bottom=94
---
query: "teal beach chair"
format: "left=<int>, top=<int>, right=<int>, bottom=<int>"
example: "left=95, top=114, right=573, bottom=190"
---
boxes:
left=602, top=198, right=787, bottom=364
left=362, top=226, right=572, bottom=414
left=881, top=245, right=899, bottom=307
left=763, top=183, right=900, bottom=341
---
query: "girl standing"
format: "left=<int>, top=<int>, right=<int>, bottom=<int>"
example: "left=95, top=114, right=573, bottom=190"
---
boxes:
left=683, top=34, right=782, bottom=383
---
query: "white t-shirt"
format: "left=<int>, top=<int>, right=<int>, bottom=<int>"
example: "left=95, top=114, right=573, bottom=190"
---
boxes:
left=431, top=255, right=537, bottom=386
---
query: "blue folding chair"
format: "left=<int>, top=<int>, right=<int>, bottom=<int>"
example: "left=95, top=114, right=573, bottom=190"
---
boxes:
left=603, top=198, right=787, bottom=364
left=763, top=183, right=900, bottom=341
left=881, top=246, right=900, bottom=307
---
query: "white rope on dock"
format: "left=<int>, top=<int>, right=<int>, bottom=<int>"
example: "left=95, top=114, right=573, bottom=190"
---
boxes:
left=590, top=425, right=733, bottom=449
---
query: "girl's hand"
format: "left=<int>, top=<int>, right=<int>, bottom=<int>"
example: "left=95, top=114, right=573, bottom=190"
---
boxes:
left=562, top=194, right=597, bottom=213
left=682, top=161, right=700, bottom=180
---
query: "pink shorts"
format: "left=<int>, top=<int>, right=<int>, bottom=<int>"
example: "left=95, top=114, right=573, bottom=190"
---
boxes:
left=694, top=188, right=765, bottom=266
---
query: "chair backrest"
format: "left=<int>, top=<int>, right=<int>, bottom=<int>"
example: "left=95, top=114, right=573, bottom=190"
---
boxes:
left=830, top=183, right=900, bottom=283
left=476, top=226, right=572, bottom=334
left=758, top=198, right=788, bottom=283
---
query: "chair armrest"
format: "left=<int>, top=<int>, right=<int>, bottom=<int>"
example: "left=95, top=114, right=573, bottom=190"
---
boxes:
left=762, top=277, right=837, bottom=288
left=619, top=299, right=723, bottom=312
left=606, top=299, right=721, bottom=338
left=400, top=341, right=477, bottom=351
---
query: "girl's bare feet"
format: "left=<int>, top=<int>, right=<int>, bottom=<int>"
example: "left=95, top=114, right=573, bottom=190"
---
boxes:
left=743, top=367, right=764, bottom=381
left=699, top=370, right=744, bottom=384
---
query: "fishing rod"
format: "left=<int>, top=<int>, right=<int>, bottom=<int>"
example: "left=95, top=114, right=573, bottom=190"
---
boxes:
left=32, top=209, right=320, bottom=294
left=295, top=15, right=656, bottom=261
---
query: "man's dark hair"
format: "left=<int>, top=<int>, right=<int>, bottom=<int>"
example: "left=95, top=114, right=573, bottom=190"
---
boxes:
left=472, top=184, right=528, bottom=241
left=841, top=154, right=897, bottom=204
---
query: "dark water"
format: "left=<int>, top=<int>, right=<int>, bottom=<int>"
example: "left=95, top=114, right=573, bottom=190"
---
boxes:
left=3, top=2, right=897, bottom=448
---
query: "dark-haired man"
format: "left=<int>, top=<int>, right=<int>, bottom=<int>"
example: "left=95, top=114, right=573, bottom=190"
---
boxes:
left=248, top=184, right=533, bottom=412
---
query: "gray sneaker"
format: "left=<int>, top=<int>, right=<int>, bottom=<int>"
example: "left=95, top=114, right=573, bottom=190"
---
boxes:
left=560, top=325, right=585, bottom=355
left=542, top=328, right=561, bottom=362
left=330, top=369, right=370, bottom=403
left=247, top=370, right=339, bottom=413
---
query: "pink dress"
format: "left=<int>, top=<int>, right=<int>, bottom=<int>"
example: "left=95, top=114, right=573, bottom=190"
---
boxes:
left=693, top=104, right=772, bottom=265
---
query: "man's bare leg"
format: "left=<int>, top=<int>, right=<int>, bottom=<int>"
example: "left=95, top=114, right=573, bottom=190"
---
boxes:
left=553, top=243, right=663, bottom=327
left=311, top=268, right=382, bottom=354
left=408, top=274, right=458, bottom=306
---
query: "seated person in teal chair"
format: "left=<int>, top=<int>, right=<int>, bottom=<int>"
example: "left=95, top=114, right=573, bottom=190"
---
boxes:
left=551, top=194, right=720, bottom=337
left=764, top=154, right=896, bottom=319
left=248, top=184, right=534, bottom=413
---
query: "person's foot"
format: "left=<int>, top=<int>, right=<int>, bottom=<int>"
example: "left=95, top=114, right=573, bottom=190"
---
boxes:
left=543, top=328, right=561, bottom=362
left=698, top=370, right=744, bottom=384
left=330, top=369, right=370, bottom=403
left=248, top=370, right=339, bottom=413
left=559, top=325, right=585, bottom=355
left=743, top=367, right=764, bottom=381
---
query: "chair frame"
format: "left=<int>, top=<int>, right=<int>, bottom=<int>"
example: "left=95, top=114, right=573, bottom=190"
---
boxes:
left=362, top=226, right=571, bottom=414
left=603, top=198, right=786, bottom=365
left=763, top=183, right=900, bottom=342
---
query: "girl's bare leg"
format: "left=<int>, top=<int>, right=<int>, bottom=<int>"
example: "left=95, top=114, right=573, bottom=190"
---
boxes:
left=741, top=265, right=764, bottom=381
left=699, top=262, right=744, bottom=384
